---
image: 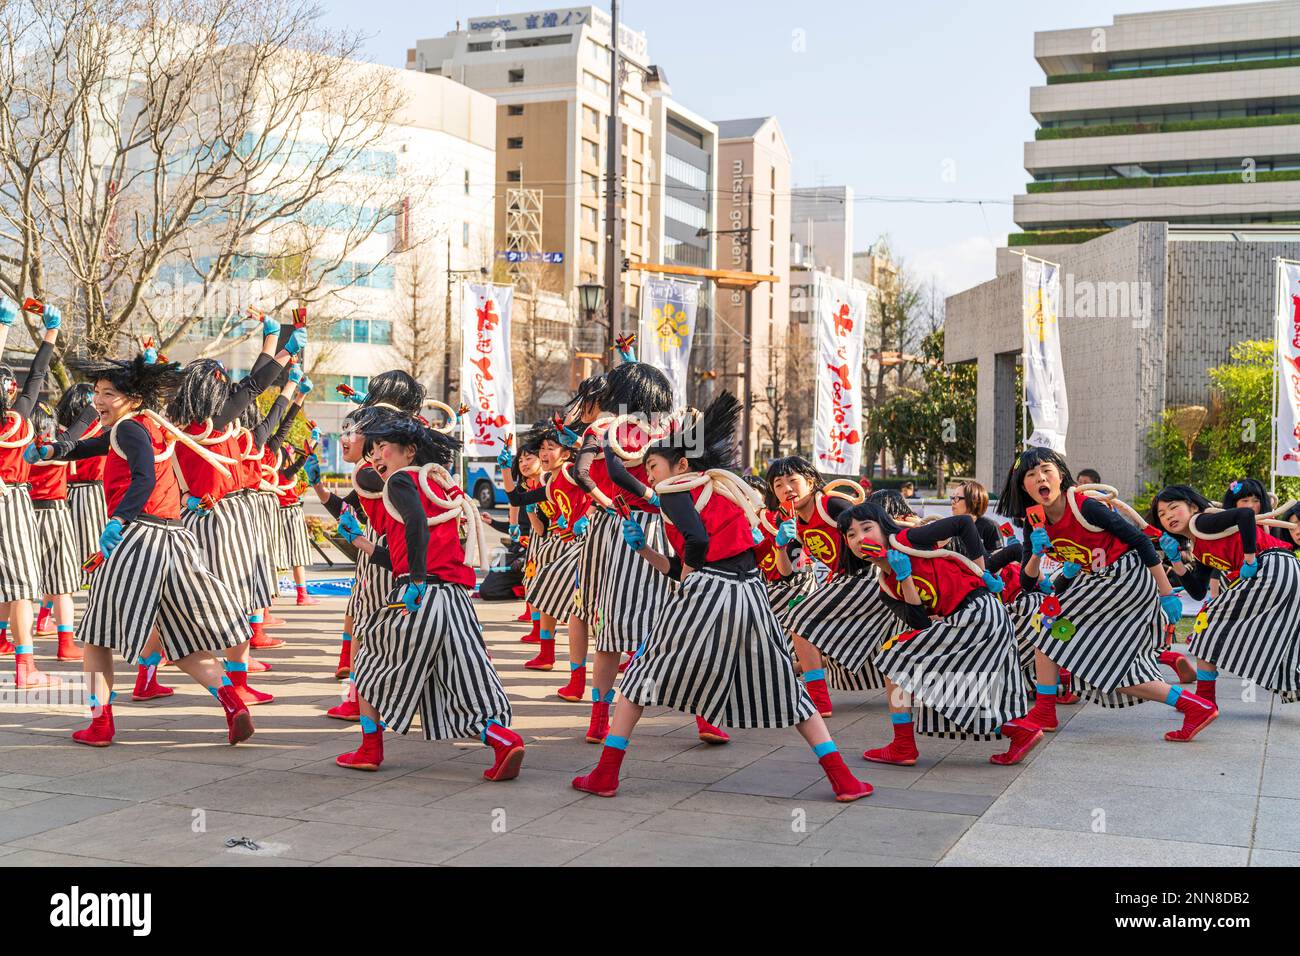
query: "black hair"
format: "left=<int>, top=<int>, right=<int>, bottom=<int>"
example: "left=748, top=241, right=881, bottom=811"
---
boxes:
left=643, top=392, right=740, bottom=473
left=868, top=488, right=917, bottom=521
left=166, top=359, right=231, bottom=424
left=1076, top=468, right=1101, bottom=484
left=565, top=373, right=607, bottom=420
left=742, top=474, right=768, bottom=498
left=1146, top=484, right=1213, bottom=536
left=598, top=362, right=673, bottom=417
left=762, top=455, right=824, bottom=511
left=71, top=355, right=184, bottom=411
left=1222, top=478, right=1268, bottom=510
left=55, top=382, right=94, bottom=429
left=358, top=414, right=457, bottom=469
left=996, top=445, right=1076, bottom=519
left=0, top=365, right=18, bottom=414
left=30, top=400, right=56, bottom=440
left=363, top=370, right=426, bottom=415
left=835, top=502, right=905, bottom=578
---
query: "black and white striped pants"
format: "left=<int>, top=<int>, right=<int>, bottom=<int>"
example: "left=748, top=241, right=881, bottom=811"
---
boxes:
left=68, top=481, right=107, bottom=588
left=182, top=494, right=265, bottom=616
left=348, top=528, right=391, bottom=643
left=79, top=517, right=251, bottom=663
left=279, top=502, right=312, bottom=570
left=589, top=509, right=673, bottom=654
left=528, top=535, right=582, bottom=623
left=787, top=573, right=889, bottom=690
left=0, top=484, right=41, bottom=602
left=352, top=580, right=511, bottom=739
left=33, top=500, right=80, bottom=596
left=620, top=567, right=817, bottom=729
left=256, top=491, right=286, bottom=583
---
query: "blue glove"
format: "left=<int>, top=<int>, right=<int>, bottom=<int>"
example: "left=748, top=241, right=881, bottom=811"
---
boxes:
left=288, top=365, right=304, bottom=384
left=497, top=446, right=514, bottom=469
left=774, top=518, right=797, bottom=547
left=752, top=527, right=764, bottom=545
left=555, top=513, right=569, bottom=530
left=143, top=346, right=158, bottom=365
left=284, top=327, right=307, bottom=355
left=1240, top=559, right=1259, bottom=580
left=1158, top=533, right=1182, bottom=564
left=886, top=549, right=912, bottom=581
left=648, top=492, right=660, bottom=508
left=1060, top=561, right=1082, bottom=579
left=525, top=503, right=536, bottom=514
left=1160, top=594, right=1183, bottom=626
left=348, top=390, right=367, bottom=405
left=508, top=523, right=521, bottom=542
left=262, top=315, right=281, bottom=338
left=402, top=581, right=427, bottom=614
left=572, top=516, right=589, bottom=537
left=1030, top=527, right=1051, bottom=556
left=621, top=518, right=646, bottom=552
left=99, top=518, right=125, bottom=558
left=982, top=570, right=1004, bottom=594
left=0, top=299, right=15, bottom=326
left=1038, top=577, right=1054, bottom=594
left=303, top=454, right=321, bottom=484
left=23, top=444, right=51, bottom=463
left=42, top=305, right=61, bottom=330
left=309, top=427, right=320, bottom=443
left=337, top=508, right=363, bottom=543
left=300, top=377, right=314, bottom=395
left=184, top=495, right=209, bottom=514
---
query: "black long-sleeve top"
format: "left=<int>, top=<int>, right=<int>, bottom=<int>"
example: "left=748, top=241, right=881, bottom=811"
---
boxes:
left=279, top=448, right=307, bottom=482
left=1169, top=508, right=1272, bottom=601
left=61, top=403, right=99, bottom=441
left=266, top=401, right=301, bottom=458
left=879, top=515, right=986, bottom=629
left=212, top=353, right=283, bottom=430
left=9, top=339, right=55, bottom=420
left=987, top=539, right=1023, bottom=574
left=365, top=471, right=428, bottom=582
left=948, top=514, right=1002, bottom=558
left=572, top=433, right=601, bottom=495
left=249, top=395, right=290, bottom=449
left=1019, top=497, right=1159, bottom=592
left=51, top=420, right=155, bottom=523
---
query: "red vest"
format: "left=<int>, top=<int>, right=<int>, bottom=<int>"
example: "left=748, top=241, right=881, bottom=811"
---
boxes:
left=878, top=529, right=984, bottom=617
left=539, top=465, right=590, bottom=540
left=796, top=494, right=845, bottom=579
left=104, top=416, right=181, bottom=520
left=583, top=420, right=658, bottom=513
left=1042, top=491, right=1129, bottom=571
left=0, top=411, right=34, bottom=484
left=176, top=423, right=241, bottom=501
left=997, top=562, right=1023, bottom=604
left=68, top=419, right=105, bottom=482
left=236, top=429, right=264, bottom=491
left=1191, top=517, right=1292, bottom=582
left=371, top=469, right=476, bottom=589
left=662, top=482, right=754, bottom=565
left=754, top=510, right=784, bottom=582
left=27, top=459, right=68, bottom=501
left=354, top=464, right=386, bottom=526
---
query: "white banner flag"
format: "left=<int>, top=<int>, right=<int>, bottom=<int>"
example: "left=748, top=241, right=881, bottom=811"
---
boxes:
left=639, top=277, right=699, bottom=409
left=460, top=282, right=516, bottom=458
left=813, top=273, right=866, bottom=474
left=1022, top=256, right=1068, bottom=453
left=1274, top=259, right=1300, bottom=477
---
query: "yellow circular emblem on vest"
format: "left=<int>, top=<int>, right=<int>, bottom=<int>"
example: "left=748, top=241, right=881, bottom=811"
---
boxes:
left=801, top=528, right=838, bottom=565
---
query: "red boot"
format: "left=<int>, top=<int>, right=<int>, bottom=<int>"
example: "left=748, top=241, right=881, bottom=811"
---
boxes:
left=1196, top=672, right=1217, bottom=705
left=586, top=699, right=610, bottom=744
left=327, top=683, right=360, bottom=721
left=863, top=720, right=919, bottom=766
left=216, top=685, right=255, bottom=745
left=334, top=639, right=352, bottom=679
left=1057, top=668, right=1079, bottom=705
left=516, top=607, right=531, bottom=622
left=482, top=723, right=526, bottom=781
left=72, top=703, right=115, bottom=747
left=34, top=605, right=54, bottom=636
left=264, top=615, right=287, bottom=627
left=336, top=727, right=384, bottom=770
left=819, top=750, right=873, bottom=802
left=227, top=669, right=274, bottom=705
left=1159, top=650, right=1196, bottom=684
left=804, top=677, right=833, bottom=717
left=1164, top=691, right=1218, bottom=742
left=521, top=614, right=541, bottom=644
left=695, top=715, right=730, bottom=745
left=617, top=651, right=634, bottom=674
left=556, top=665, right=587, bottom=702
left=249, top=622, right=284, bottom=649
left=1023, top=686, right=1059, bottom=732
left=989, top=719, right=1044, bottom=765
left=15, top=650, right=59, bottom=689
left=248, top=657, right=271, bottom=673
left=571, top=745, right=626, bottom=797
left=56, top=631, right=82, bottom=662
left=132, top=663, right=175, bottom=701
left=524, top=640, right=555, bottom=671
left=296, top=591, right=319, bottom=606
left=0, top=630, right=12, bottom=656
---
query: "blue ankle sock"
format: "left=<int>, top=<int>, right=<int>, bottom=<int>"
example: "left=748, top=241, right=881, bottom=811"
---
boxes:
left=138, top=652, right=162, bottom=667
left=605, top=734, right=629, bottom=751
left=570, top=659, right=585, bottom=671
left=57, top=624, right=73, bottom=634
left=224, top=661, right=248, bottom=673
left=531, top=611, right=540, bottom=622
left=812, top=740, right=838, bottom=758
left=360, top=715, right=379, bottom=733
left=1196, top=669, right=1218, bottom=681
left=539, top=629, right=553, bottom=643
left=1165, top=686, right=1183, bottom=707
left=804, top=668, right=826, bottom=682
left=14, top=644, right=32, bottom=656
left=890, top=712, right=913, bottom=725
left=341, top=632, right=352, bottom=644
left=249, top=614, right=263, bottom=625
left=1036, top=683, right=1058, bottom=697
left=591, top=687, right=615, bottom=704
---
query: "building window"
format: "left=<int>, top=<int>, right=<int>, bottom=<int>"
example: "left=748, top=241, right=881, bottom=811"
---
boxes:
left=506, top=169, right=522, bottom=183
left=583, top=105, right=599, bottom=128
left=664, top=154, right=707, bottom=190
left=507, top=137, right=523, bottom=150
left=584, top=171, right=599, bottom=196
left=582, top=71, right=609, bottom=97
left=508, top=68, right=524, bottom=83
left=582, top=205, right=598, bottom=228
left=583, top=138, right=599, bottom=163
left=665, top=195, right=706, bottom=230
left=507, top=104, right=524, bottom=116
left=582, top=238, right=598, bottom=262
left=462, top=222, right=470, bottom=247
left=463, top=169, right=471, bottom=194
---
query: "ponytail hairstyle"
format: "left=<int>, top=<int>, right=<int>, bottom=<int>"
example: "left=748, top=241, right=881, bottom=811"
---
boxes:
left=55, top=382, right=94, bottom=429
left=70, top=355, right=184, bottom=412
left=1146, top=484, right=1213, bottom=538
left=868, top=488, right=918, bottom=521
left=363, top=370, right=426, bottom=415
left=642, top=391, right=741, bottom=472
left=1222, top=478, right=1269, bottom=510
left=996, top=445, right=1075, bottom=520
left=835, top=502, right=904, bottom=578
left=358, top=413, right=458, bottom=469
left=762, top=455, right=824, bottom=511
left=598, top=362, right=673, bottom=417
left=167, top=358, right=231, bottom=424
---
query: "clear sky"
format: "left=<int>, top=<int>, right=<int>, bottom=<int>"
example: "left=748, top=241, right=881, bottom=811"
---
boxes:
left=317, top=0, right=1262, bottom=297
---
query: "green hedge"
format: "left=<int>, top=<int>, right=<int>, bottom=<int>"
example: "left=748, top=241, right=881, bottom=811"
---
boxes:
left=1026, top=167, right=1300, bottom=194
left=1047, top=56, right=1300, bottom=84
left=1035, top=112, right=1300, bottom=140
left=1008, top=229, right=1112, bottom=247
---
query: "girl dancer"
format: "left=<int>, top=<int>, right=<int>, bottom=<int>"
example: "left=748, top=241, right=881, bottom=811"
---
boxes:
left=997, top=448, right=1217, bottom=741
left=836, top=503, right=1040, bottom=766
left=266, top=390, right=317, bottom=605
left=0, top=298, right=60, bottom=687
left=56, top=384, right=108, bottom=591
left=1149, top=485, right=1300, bottom=711
left=35, top=356, right=257, bottom=746
left=334, top=414, right=524, bottom=779
left=501, top=429, right=548, bottom=646
left=745, top=473, right=816, bottom=627
left=572, top=394, right=872, bottom=801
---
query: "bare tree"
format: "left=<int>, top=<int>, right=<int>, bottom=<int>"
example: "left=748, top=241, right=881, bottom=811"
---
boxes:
left=390, top=243, right=441, bottom=387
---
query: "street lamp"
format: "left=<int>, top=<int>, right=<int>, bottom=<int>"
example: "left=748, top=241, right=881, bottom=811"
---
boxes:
left=578, top=281, right=605, bottom=315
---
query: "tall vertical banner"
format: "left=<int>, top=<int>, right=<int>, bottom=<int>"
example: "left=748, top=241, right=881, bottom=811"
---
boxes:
left=1021, top=255, right=1068, bottom=453
left=639, top=277, right=699, bottom=409
left=460, top=282, right=515, bottom=458
left=813, top=273, right=866, bottom=474
left=1273, top=259, right=1300, bottom=478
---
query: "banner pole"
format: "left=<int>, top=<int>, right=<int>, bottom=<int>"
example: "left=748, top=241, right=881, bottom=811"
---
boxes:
left=1273, top=258, right=1284, bottom=498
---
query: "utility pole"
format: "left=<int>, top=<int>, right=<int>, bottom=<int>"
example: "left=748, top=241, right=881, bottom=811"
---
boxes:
left=604, top=0, right=623, bottom=352
left=741, top=183, right=753, bottom=469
